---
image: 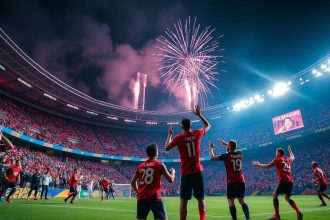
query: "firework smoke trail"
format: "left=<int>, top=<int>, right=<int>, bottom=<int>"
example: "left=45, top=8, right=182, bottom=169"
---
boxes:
left=156, top=16, right=223, bottom=108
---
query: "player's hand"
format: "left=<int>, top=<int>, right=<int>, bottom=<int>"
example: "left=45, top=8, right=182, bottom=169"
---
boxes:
left=170, top=168, right=175, bottom=175
left=193, top=105, right=201, bottom=116
left=168, top=126, right=173, bottom=136
left=252, top=160, right=260, bottom=166
left=288, top=145, right=292, bottom=152
left=209, top=140, right=215, bottom=148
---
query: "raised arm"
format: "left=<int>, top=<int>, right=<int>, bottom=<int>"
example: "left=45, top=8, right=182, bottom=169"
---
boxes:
left=218, top=139, right=228, bottom=147
left=0, top=131, right=14, bottom=150
left=252, top=160, right=274, bottom=169
left=165, top=126, right=175, bottom=151
left=194, top=105, right=211, bottom=133
left=209, top=141, right=220, bottom=161
left=162, top=164, right=175, bottom=183
left=288, top=145, right=295, bottom=161
left=130, top=173, right=139, bottom=194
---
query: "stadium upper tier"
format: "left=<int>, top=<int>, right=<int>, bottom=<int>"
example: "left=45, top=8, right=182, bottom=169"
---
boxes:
left=0, top=28, right=329, bottom=127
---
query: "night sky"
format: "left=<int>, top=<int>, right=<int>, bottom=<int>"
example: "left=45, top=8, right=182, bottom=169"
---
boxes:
left=1, top=0, right=329, bottom=111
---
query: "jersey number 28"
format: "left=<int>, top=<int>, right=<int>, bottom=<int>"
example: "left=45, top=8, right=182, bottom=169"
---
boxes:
left=139, top=168, right=154, bottom=184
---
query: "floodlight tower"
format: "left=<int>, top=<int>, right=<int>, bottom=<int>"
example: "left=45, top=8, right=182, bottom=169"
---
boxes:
left=134, top=72, right=147, bottom=111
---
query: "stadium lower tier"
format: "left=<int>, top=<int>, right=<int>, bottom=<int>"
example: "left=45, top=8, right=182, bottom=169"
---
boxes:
left=2, top=136, right=329, bottom=197
left=1, top=95, right=330, bottom=159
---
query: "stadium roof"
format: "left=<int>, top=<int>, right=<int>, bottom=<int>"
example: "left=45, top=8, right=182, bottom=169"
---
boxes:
left=0, top=28, right=329, bottom=127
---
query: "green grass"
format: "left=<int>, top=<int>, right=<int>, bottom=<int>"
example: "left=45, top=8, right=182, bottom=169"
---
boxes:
left=0, top=196, right=329, bottom=220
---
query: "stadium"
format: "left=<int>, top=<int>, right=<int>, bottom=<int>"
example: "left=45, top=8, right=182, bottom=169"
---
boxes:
left=0, top=1, right=329, bottom=220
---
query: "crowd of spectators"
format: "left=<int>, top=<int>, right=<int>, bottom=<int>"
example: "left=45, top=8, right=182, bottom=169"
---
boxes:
left=1, top=132, right=329, bottom=196
left=1, top=95, right=329, bottom=160
left=0, top=94, right=329, bottom=196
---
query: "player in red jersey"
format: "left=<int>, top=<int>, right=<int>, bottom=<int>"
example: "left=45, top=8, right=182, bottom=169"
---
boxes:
left=0, top=159, right=21, bottom=204
left=165, top=105, right=211, bottom=220
left=131, top=144, right=175, bottom=220
left=311, top=161, right=330, bottom=206
left=0, top=131, right=14, bottom=152
left=253, top=146, right=303, bottom=220
left=101, top=176, right=109, bottom=201
left=64, top=168, right=80, bottom=204
left=209, top=139, right=250, bottom=220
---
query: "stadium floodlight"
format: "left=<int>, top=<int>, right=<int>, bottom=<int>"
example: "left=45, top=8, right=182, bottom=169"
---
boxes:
left=272, top=82, right=290, bottom=97
left=43, top=93, right=57, bottom=101
left=86, top=111, right=98, bottom=116
left=268, top=90, right=273, bottom=95
left=146, top=121, right=158, bottom=125
left=0, top=64, right=5, bottom=71
left=312, top=70, right=322, bottom=77
left=287, top=81, right=292, bottom=86
left=17, top=78, right=32, bottom=88
left=124, top=119, right=136, bottom=123
left=191, top=120, right=200, bottom=123
left=167, top=122, right=179, bottom=125
left=321, top=64, right=327, bottom=70
left=233, top=103, right=239, bottom=111
left=248, top=98, right=255, bottom=105
left=67, top=104, right=79, bottom=110
left=312, top=69, right=317, bottom=74
left=107, top=116, right=118, bottom=120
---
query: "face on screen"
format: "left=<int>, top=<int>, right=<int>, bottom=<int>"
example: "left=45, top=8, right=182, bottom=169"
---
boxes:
left=284, top=118, right=293, bottom=129
left=273, top=110, right=304, bottom=135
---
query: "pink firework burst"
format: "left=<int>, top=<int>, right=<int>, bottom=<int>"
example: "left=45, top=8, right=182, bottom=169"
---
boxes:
left=156, top=16, right=223, bottom=108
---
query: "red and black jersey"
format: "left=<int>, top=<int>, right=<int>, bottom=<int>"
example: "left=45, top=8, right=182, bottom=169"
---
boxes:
left=219, top=151, right=245, bottom=183
left=135, top=158, right=165, bottom=200
left=101, top=179, right=109, bottom=189
left=313, top=167, right=327, bottom=185
left=168, top=129, right=205, bottom=176
left=69, top=173, right=79, bottom=187
left=6, top=166, right=21, bottom=183
left=271, top=156, right=293, bottom=183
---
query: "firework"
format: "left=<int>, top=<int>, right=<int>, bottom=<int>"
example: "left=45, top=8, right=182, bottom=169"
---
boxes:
left=156, top=16, right=222, bottom=108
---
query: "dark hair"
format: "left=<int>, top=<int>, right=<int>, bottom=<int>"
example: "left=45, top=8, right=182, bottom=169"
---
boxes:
left=277, top=148, right=284, bottom=156
left=312, top=161, right=318, bottom=167
left=146, top=144, right=158, bottom=158
left=228, top=140, right=237, bottom=151
left=181, top=118, right=191, bottom=131
left=283, top=117, right=293, bottom=124
left=74, top=168, right=78, bottom=172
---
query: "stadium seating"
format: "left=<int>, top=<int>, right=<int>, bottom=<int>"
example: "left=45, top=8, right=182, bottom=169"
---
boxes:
left=0, top=95, right=329, bottom=195
left=1, top=95, right=329, bottom=159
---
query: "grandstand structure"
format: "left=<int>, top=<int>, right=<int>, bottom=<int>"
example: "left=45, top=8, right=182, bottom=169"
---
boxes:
left=0, top=28, right=329, bottom=128
left=0, top=27, right=330, bottom=165
left=0, top=27, right=329, bottom=199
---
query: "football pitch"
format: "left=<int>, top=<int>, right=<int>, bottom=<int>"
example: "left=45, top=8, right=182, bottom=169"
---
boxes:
left=0, top=196, right=329, bottom=220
